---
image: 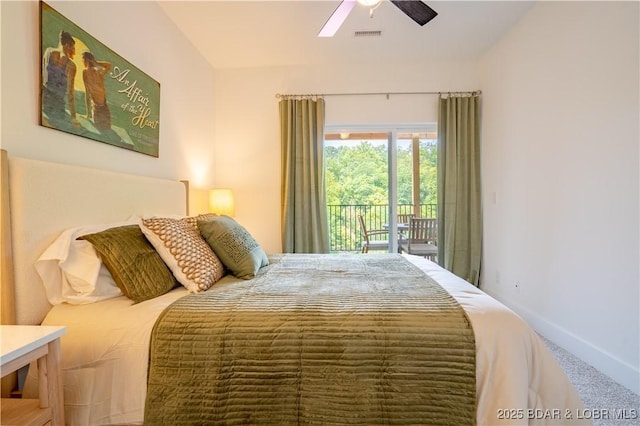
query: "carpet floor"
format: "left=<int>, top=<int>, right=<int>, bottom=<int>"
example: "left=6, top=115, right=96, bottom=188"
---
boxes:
left=542, top=336, right=639, bottom=426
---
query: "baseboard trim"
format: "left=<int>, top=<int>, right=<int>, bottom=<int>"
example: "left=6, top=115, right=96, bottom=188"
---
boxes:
left=483, top=289, right=640, bottom=395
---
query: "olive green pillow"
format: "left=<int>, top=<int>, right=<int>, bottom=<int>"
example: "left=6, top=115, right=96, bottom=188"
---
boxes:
left=198, top=216, right=268, bottom=279
left=79, top=225, right=178, bottom=303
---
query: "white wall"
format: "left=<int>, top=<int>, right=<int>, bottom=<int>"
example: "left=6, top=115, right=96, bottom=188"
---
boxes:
left=0, top=0, right=217, bottom=214
left=212, top=61, right=479, bottom=253
left=479, top=1, right=639, bottom=393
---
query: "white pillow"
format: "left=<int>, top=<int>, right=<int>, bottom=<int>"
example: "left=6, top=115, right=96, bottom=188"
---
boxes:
left=35, top=218, right=138, bottom=305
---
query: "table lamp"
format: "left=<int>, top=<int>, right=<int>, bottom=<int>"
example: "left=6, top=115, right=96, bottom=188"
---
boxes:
left=209, top=188, right=235, bottom=216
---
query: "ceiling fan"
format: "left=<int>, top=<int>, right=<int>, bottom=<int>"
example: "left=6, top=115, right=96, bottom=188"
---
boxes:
left=318, top=0, right=438, bottom=37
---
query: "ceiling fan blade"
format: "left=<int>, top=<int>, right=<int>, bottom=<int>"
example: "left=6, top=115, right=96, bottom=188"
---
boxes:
left=390, top=0, right=438, bottom=26
left=318, top=0, right=357, bottom=37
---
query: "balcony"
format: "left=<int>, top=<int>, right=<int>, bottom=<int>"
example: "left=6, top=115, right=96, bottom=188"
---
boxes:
left=328, top=203, right=437, bottom=253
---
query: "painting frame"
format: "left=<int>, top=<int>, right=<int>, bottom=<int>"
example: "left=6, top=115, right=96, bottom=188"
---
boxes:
left=39, top=1, right=161, bottom=157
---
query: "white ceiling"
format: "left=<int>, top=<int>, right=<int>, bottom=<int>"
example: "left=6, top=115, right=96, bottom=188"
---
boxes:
left=158, top=0, right=535, bottom=69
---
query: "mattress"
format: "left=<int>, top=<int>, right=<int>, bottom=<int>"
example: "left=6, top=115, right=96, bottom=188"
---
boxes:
left=31, top=255, right=588, bottom=425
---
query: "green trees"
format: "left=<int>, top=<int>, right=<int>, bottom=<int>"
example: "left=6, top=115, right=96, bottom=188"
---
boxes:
left=325, top=139, right=437, bottom=207
left=417, top=141, right=438, bottom=206
left=325, top=141, right=388, bottom=206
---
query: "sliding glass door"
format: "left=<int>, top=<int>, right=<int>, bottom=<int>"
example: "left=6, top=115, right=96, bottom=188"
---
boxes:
left=325, top=130, right=390, bottom=252
left=324, top=125, right=436, bottom=253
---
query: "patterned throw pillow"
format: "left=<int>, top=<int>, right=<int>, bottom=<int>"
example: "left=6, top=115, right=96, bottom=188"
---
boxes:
left=79, top=225, right=178, bottom=303
left=140, top=217, right=225, bottom=292
left=198, top=215, right=268, bottom=279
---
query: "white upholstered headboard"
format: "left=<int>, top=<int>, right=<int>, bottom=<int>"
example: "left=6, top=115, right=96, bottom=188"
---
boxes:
left=2, top=150, right=187, bottom=325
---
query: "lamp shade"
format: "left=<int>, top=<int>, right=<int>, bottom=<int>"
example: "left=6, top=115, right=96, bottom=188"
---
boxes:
left=209, top=189, right=235, bottom=216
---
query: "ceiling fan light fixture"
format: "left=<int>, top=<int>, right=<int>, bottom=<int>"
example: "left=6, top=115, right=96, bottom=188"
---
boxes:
left=357, top=0, right=383, bottom=18
left=319, top=0, right=437, bottom=38
left=357, top=0, right=382, bottom=7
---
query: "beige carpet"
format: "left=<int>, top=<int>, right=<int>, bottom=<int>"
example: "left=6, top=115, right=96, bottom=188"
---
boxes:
left=542, top=336, right=639, bottom=426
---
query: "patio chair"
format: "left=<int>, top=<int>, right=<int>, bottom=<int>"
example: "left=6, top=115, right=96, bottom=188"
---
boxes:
left=400, top=217, right=438, bottom=261
left=357, top=215, right=389, bottom=253
left=397, top=213, right=415, bottom=225
left=395, top=213, right=415, bottom=248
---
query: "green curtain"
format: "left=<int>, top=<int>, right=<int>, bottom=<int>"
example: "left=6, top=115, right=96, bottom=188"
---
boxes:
left=437, top=95, right=482, bottom=285
left=279, top=98, right=330, bottom=253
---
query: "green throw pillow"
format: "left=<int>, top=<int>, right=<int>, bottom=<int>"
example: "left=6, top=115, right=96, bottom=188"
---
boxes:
left=198, top=216, right=268, bottom=279
left=79, top=225, right=178, bottom=303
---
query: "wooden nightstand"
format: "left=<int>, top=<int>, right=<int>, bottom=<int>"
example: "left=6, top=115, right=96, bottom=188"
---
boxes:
left=0, top=325, right=66, bottom=426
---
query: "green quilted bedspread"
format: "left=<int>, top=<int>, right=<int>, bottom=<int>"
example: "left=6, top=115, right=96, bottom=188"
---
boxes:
left=145, top=254, right=476, bottom=425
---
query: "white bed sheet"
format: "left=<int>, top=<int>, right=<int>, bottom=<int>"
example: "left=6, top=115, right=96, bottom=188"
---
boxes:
left=33, top=287, right=190, bottom=425
left=31, top=256, right=588, bottom=425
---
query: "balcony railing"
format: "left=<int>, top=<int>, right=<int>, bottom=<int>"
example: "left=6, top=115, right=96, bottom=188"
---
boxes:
left=327, top=204, right=437, bottom=253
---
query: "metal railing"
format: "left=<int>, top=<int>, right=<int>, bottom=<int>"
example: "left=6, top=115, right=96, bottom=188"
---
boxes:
left=328, top=204, right=437, bottom=253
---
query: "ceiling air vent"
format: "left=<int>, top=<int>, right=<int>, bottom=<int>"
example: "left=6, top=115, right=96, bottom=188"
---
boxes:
left=354, top=30, right=382, bottom=38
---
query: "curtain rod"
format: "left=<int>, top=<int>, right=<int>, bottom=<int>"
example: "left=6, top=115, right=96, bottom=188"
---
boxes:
left=275, top=90, right=481, bottom=100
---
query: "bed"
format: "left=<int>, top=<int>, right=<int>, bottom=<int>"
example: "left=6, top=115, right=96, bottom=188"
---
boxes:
left=1, top=150, right=589, bottom=425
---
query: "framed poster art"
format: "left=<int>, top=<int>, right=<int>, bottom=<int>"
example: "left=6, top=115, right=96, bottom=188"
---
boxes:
left=40, top=1, right=160, bottom=157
